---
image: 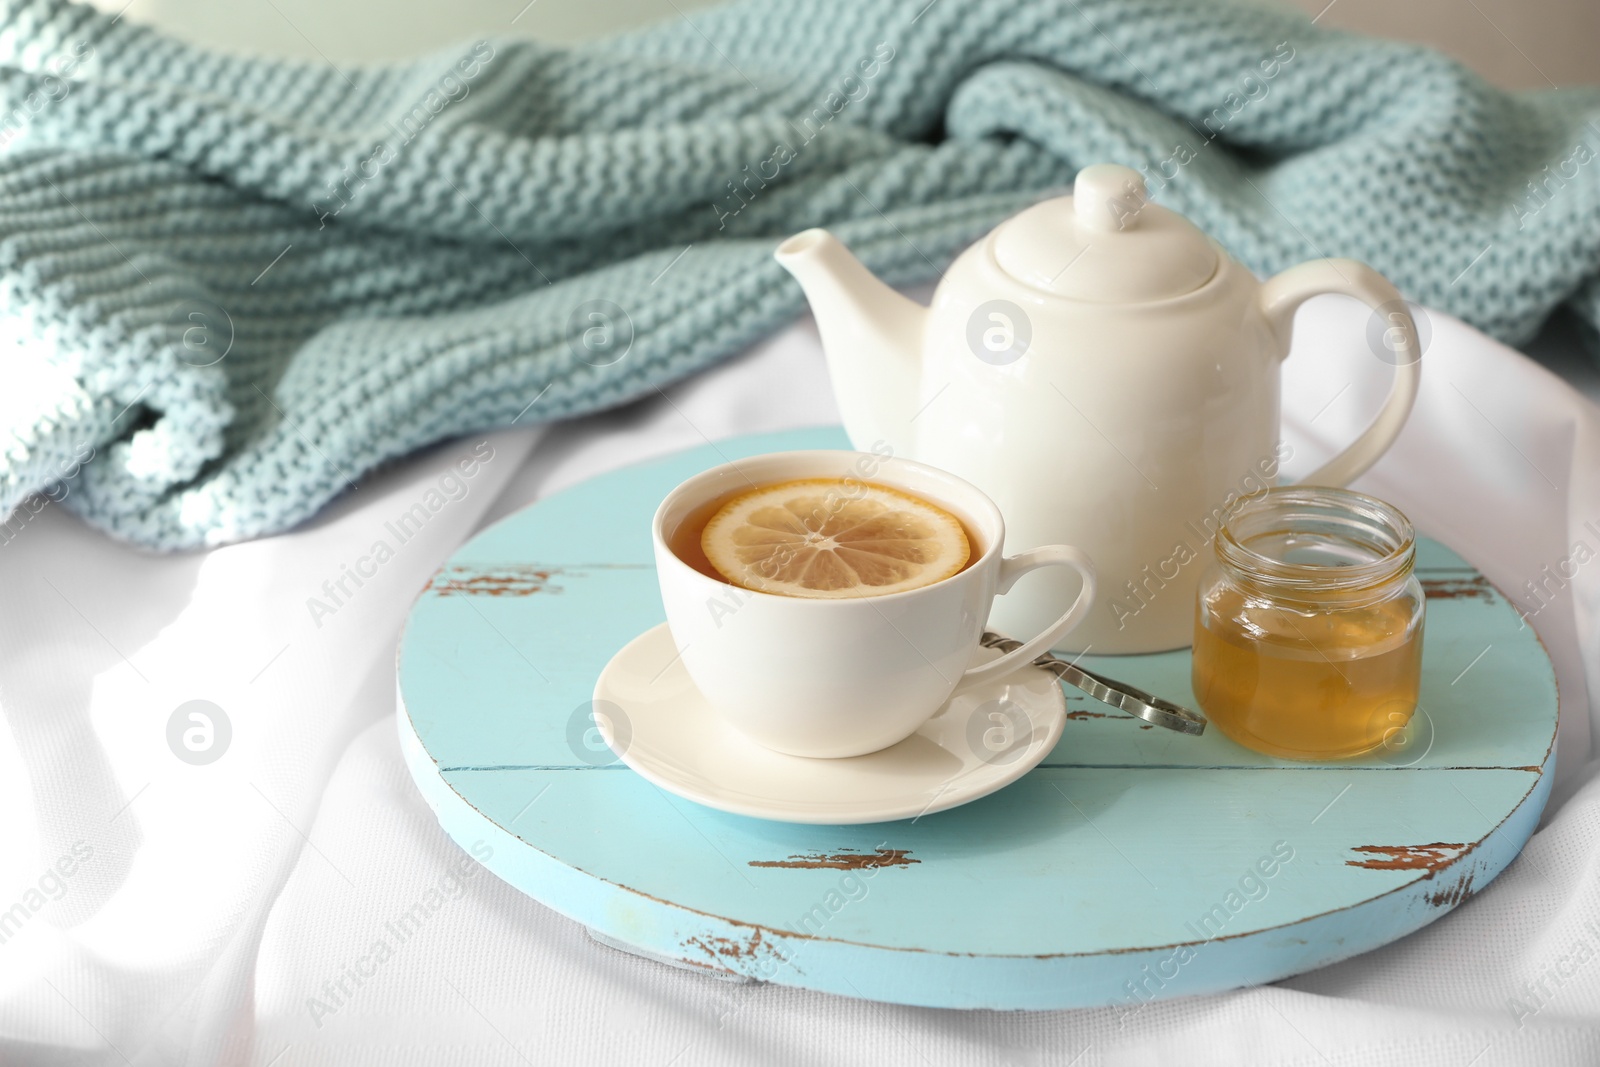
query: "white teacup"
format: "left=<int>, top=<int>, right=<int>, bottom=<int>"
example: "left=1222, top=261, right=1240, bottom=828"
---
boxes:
left=652, top=450, right=1097, bottom=758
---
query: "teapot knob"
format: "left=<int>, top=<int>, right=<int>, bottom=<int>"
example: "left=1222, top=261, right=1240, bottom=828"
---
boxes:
left=1073, top=163, right=1149, bottom=233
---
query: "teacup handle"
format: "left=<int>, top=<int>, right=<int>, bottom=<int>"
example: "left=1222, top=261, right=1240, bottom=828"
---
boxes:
left=1258, top=258, right=1422, bottom=488
left=954, top=545, right=1097, bottom=693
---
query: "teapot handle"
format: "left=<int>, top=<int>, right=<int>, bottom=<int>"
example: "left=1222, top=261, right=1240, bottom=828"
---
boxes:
left=1258, top=259, right=1422, bottom=487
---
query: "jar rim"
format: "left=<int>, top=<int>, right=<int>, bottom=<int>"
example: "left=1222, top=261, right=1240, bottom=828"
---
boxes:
left=1216, top=486, right=1415, bottom=592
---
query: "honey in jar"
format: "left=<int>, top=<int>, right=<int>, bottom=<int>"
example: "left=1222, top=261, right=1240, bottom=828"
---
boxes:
left=1191, top=487, right=1425, bottom=761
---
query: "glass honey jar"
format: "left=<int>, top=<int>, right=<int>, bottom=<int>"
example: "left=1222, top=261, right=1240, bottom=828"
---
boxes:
left=1191, top=487, right=1425, bottom=761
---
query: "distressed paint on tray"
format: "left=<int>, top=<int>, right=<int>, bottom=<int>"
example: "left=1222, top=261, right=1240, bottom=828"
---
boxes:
left=397, top=426, right=1559, bottom=1010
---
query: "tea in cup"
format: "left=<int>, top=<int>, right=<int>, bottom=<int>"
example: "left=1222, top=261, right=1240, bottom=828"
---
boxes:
left=652, top=449, right=1096, bottom=758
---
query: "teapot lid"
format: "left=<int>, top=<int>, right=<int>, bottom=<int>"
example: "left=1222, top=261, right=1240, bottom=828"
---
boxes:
left=991, top=164, right=1218, bottom=303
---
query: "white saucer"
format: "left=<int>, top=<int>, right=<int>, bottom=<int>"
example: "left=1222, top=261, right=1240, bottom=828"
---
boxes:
left=591, top=623, right=1067, bottom=824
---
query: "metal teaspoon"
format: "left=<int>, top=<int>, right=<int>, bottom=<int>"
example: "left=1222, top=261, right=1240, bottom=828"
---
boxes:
left=979, top=632, right=1207, bottom=735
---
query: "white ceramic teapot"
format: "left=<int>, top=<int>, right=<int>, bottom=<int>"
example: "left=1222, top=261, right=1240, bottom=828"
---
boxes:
left=775, top=163, right=1421, bottom=654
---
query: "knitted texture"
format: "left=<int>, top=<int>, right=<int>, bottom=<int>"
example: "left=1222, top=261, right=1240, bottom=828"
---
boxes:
left=0, top=0, right=1597, bottom=548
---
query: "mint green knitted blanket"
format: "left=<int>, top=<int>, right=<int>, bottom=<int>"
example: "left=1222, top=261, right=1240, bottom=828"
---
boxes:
left=2, top=0, right=1597, bottom=547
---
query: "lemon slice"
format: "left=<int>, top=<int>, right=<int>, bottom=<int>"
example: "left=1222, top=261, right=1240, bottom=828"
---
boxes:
left=701, top=479, right=971, bottom=599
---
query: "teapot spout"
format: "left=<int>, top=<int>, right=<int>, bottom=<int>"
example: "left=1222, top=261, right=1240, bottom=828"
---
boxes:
left=775, top=229, right=926, bottom=457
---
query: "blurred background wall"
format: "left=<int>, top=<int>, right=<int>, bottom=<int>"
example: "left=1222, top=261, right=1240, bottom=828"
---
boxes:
left=89, top=0, right=1600, bottom=88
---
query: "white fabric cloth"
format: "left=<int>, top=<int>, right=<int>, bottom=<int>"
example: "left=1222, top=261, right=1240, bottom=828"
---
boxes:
left=2, top=295, right=1599, bottom=1066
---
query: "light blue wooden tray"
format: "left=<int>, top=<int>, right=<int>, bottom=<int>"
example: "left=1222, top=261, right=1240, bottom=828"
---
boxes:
left=396, top=427, right=1557, bottom=1010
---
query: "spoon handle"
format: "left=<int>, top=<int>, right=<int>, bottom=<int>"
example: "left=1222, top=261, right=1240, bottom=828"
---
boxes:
left=979, top=632, right=1207, bottom=736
